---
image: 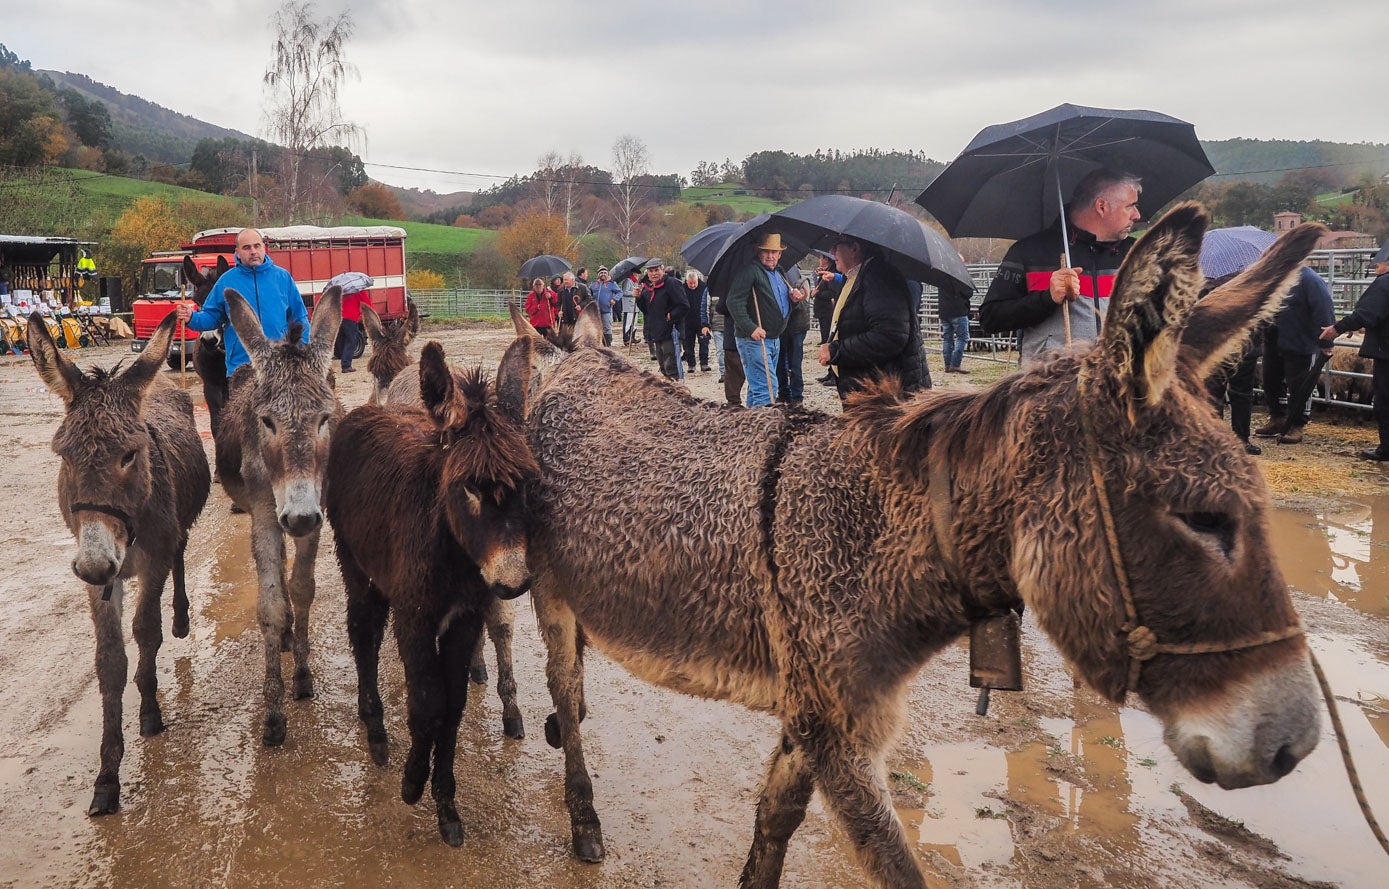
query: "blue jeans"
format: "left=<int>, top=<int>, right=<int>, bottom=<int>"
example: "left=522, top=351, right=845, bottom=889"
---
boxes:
left=942, top=315, right=970, bottom=369
left=712, top=329, right=725, bottom=374
left=737, top=336, right=781, bottom=407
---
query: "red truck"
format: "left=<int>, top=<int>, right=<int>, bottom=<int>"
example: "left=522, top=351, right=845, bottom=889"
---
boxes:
left=131, top=224, right=409, bottom=367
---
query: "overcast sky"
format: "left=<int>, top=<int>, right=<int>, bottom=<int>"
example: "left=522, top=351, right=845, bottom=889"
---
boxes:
left=7, top=0, right=1386, bottom=194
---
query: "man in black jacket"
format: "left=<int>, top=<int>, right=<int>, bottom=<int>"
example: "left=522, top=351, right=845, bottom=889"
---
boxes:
left=816, top=236, right=930, bottom=400
left=635, top=259, right=688, bottom=380
left=1255, top=266, right=1335, bottom=444
left=1323, top=246, right=1389, bottom=460
left=978, top=168, right=1141, bottom=366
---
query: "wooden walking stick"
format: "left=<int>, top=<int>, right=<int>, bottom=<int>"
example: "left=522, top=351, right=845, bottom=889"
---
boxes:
left=177, top=284, right=188, bottom=389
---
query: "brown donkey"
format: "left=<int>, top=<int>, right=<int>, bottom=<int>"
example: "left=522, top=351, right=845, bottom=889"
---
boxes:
left=216, top=286, right=342, bottom=746
left=326, top=341, right=536, bottom=845
left=497, top=205, right=1327, bottom=888
left=361, top=297, right=419, bottom=405
left=382, top=345, right=528, bottom=742
left=27, top=311, right=211, bottom=816
left=184, top=255, right=231, bottom=438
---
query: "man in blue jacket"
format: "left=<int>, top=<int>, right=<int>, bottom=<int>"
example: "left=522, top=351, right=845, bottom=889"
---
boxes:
left=175, top=227, right=308, bottom=377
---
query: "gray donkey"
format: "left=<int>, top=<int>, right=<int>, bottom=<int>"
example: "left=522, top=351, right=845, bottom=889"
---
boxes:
left=497, top=204, right=1327, bottom=889
left=27, top=311, right=211, bottom=815
left=215, top=286, right=342, bottom=746
left=361, top=297, right=419, bottom=406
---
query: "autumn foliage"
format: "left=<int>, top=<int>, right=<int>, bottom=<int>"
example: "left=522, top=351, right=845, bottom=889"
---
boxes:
left=495, top=211, right=573, bottom=273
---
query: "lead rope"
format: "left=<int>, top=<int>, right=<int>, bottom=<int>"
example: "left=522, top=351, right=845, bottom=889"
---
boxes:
left=1076, top=366, right=1388, bottom=856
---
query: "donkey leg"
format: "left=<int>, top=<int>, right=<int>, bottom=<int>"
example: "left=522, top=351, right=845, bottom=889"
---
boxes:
left=132, top=561, right=170, bottom=737
left=739, top=734, right=815, bottom=889
left=287, top=530, right=321, bottom=700
left=535, top=591, right=604, bottom=862
left=468, top=632, right=488, bottom=685
left=395, top=616, right=445, bottom=807
left=433, top=617, right=482, bottom=846
left=88, top=582, right=127, bottom=816
left=544, top=621, right=588, bottom=748
left=250, top=513, right=290, bottom=746
left=803, top=720, right=925, bottom=889
left=343, top=553, right=390, bottom=766
left=171, top=540, right=190, bottom=639
left=486, top=599, right=524, bottom=739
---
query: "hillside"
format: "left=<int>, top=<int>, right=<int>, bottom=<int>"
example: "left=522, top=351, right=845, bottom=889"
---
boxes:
left=387, top=186, right=476, bottom=220
left=1204, top=138, right=1389, bottom=185
left=39, top=70, right=253, bottom=164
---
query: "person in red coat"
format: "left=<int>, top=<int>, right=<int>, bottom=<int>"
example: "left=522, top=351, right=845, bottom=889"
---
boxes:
left=329, top=271, right=374, bottom=373
left=525, top=276, right=560, bottom=342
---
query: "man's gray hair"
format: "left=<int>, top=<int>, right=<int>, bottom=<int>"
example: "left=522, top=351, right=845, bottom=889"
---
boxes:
left=1072, top=169, right=1143, bottom=209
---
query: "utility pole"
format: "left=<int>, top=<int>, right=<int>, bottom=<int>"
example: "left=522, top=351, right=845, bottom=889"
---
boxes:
left=251, top=149, right=259, bottom=224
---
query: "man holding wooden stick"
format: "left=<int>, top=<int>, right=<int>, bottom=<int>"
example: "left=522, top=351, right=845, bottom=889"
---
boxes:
left=725, top=233, right=791, bottom=407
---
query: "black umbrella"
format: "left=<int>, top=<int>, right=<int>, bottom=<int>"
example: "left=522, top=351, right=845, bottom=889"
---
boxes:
left=915, top=103, right=1215, bottom=253
left=768, top=195, right=973, bottom=291
left=519, top=254, right=572, bottom=281
left=608, top=255, right=649, bottom=282
left=679, top=222, right=743, bottom=275
left=704, top=214, right=810, bottom=297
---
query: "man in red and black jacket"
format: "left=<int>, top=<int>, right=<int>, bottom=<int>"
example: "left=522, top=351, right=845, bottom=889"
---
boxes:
left=978, top=169, right=1142, bottom=366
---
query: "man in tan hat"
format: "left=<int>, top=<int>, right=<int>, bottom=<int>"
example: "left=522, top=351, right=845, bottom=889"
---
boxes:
left=725, top=233, right=792, bottom=407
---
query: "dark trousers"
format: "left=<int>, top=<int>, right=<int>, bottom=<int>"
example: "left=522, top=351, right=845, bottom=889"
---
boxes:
left=815, top=312, right=833, bottom=346
left=697, top=332, right=711, bottom=369
left=724, top=346, right=745, bottom=406
left=1263, top=329, right=1315, bottom=425
left=1375, top=360, right=1389, bottom=450
left=654, top=339, right=679, bottom=379
left=333, top=318, right=360, bottom=369
left=1207, top=342, right=1258, bottom=440
left=681, top=321, right=699, bottom=370
left=776, top=329, right=806, bottom=401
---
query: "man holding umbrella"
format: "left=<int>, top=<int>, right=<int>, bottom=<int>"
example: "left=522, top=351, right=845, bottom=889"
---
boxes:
left=978, top=168, right=1142, bottom=365
left=1322, top=244, right=1389, bottom=461
left=725, top=234, right=791, bottom=407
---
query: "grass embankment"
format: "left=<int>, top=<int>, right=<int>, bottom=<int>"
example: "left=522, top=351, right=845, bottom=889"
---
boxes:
left=68, top=169, right=248, bottom=218
left=681, top=184, right=790, bottom=215
left=340, top=215, right=492, bottom=252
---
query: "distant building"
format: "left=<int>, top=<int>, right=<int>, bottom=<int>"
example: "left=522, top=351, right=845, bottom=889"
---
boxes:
left=1273, top=211, right=1303, bottom=233
left=1317, top=230, right=1376, bottom=250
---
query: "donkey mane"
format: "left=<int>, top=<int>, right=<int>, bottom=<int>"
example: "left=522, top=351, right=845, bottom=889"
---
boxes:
left=439, top=365, right=538, bottom=491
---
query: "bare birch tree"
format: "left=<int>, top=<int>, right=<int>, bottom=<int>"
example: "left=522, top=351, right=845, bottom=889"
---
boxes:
left=611, top=135, right=651, bottom=252
left=262, top=1, right=361, bottom=224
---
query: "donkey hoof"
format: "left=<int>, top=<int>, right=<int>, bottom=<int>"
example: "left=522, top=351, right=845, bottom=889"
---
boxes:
left=262, top=716, right=287, bottom=747
left=573, top=827, right=605, bottom=863
left=172, top=614, right=190, bottom=639
left=401, top=775, right=425, bottom=806
left=368, top=737, right=389, bottom=767
left=139, top=712, right=165, bottom=737
left=503, top=716, right=525, bottom=740
left=438, top=804, right=464, bottom=847
left=544, top=713, right=562, bottom=749
left=469, top=664, right=489, bottom=685
left=88, top=785, right=120, bottom=817
left=293, top=672, right=315, bottom=700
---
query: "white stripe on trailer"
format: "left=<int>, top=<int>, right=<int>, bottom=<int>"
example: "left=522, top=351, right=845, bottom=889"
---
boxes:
left=296, top=275, right=407, bottom=295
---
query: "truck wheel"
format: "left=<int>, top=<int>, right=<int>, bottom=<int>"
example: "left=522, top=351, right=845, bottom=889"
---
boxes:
left=167, top=353, right=189, bottom=371
left=353, top=337, right=366, bottom=359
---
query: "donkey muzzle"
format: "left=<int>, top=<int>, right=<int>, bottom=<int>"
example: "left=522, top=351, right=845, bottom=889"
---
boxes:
left=481, top=548, right=531, bottom=600
left=276, top=479, right=324, bottom=537
left=72, top=520, right=124, bottom=586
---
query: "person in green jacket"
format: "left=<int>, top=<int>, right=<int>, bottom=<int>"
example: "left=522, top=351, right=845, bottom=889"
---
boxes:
left=725, top=233, right=791, bottom=407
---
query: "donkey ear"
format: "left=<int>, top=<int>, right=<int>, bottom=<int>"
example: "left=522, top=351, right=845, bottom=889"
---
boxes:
left=359, top=300, right=387, bottom=347
left=216, top=255, right=230, bottom=275
left=182, top=255, right=204, bottom=287
left=1093, top=202, right=1209, bottom=411
left=309, top=286, right=342, bottom=374
left=403, top=297, right=419, bottom=345
left=418, top=341, right=459, bottom=425
left=26, top=311, right=85, bottom=404
left=124, top=311, right=177, bottom=392
left=496, top=336, right=535, bottom=422
left=510, top=301, right=542, bottom=338
left=573, top=302, right=603, bottom=349
left=225, top=288, right=271, bottom=369
left=1179, top=223, right=1326, bottom=383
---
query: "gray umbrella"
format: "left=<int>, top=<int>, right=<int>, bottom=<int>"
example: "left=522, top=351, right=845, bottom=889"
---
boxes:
left=1199, top=227, right=1278, bottom=279
left=767, top=195, right=973, bottom=291
left=519, top=254, right=572, bottom=281
left=608, top=256, right=649, bottom=282
left=679, top=222, right=743, bottom=275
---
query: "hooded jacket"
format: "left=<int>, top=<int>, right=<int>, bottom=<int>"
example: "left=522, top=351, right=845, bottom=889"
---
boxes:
left=187, top=253, right=309, bottom=375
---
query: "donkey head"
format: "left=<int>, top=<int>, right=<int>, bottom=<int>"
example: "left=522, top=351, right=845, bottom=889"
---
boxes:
left=496, top=302, right=579, bottom=420
left=28, top=311, right=177, bottom=586
left=1004, top=204, right=1324, bottom=789
left=418, top=341, right=537, bottom=598
left=227, top=285, right=342, bottom=537
left=362, top=297, right=419, bottom=406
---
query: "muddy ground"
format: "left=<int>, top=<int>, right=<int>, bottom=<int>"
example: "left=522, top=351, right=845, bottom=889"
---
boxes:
left=0, top=324, right=1385, bottom=889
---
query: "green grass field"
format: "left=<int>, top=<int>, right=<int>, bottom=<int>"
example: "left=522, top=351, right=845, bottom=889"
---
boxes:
left=680, top=184, right=791, bottom=215
left=339, top=215, right=493, bottom=252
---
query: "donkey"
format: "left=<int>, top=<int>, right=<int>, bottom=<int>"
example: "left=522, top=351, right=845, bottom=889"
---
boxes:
left=496, top=204, right=1327, bottom=889
left=183, top=255, right=231, bottom=438
left=361, top=297, right=419, bottom=405
left=382, top=347, right=527, bottom=741
left=27, top=311, right=211, bottom=816
left=216, top=286, right=342, bottom=746
left=326, top=341, right=536, bottom=845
